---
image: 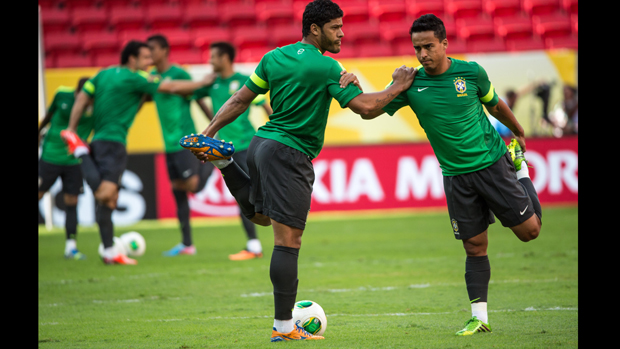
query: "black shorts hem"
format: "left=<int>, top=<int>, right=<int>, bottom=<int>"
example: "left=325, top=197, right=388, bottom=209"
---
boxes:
left=263, top=208, right=307, bottom=231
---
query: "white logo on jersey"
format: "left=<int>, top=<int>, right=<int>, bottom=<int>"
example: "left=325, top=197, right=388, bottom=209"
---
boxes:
left=297, top=49, right=305, bottom=54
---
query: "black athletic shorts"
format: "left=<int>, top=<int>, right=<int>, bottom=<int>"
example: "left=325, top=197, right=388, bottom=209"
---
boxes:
left=90, top=140, right=127, bottom=185
left=38, top=159, right=84, bottom=195
left=443, top=151, right=535, bottom=240
left=247, top=136, right=315, bottom=230
left=166, top=149, right=214, bottom=181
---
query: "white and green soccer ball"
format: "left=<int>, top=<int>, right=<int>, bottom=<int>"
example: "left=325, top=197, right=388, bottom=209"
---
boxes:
left=97, top=236, right=127, bottom=258
left=119, top=231, right=146, bottom=257
left=292, top=300, right=327, bottom=336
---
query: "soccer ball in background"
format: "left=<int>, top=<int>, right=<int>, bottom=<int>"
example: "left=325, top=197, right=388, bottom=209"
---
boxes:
left=292, top=300, right=327, bottom=336
left=98, top=236, right=127, bottom=258
left=119, top=231, right=146, bottom=257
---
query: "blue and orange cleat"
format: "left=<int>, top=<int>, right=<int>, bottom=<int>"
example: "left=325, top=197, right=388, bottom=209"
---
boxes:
left=102, top=253, right=137, bottom=265
left=179, top=134, right=234, bottom=161
left=64, top=249, right=86, bottom=260
left=270, top=323, right=325, bottom=342
left=163, top=243, right=196, bottom=257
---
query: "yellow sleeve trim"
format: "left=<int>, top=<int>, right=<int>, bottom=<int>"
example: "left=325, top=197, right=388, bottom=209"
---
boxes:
left=56, top=85, right=75, bottom=93
left=83, top=81, right=95, bottom=95
left=250, top=72, right=269, bottom=90
left=137, top=70, right=149, bottom=79
left=251, top=94, right=266, bottom=105
left=480, top=82, right=495, bottom=103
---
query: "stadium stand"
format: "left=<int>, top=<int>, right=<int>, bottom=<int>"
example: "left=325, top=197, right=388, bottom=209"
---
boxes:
left=40, top=0, right=578, bottom=68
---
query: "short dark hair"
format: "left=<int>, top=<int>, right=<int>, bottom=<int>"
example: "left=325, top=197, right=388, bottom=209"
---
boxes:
left=302, top=0, right=343, bottom=37
left=76, top=77, right=90, bottom=92
left=147, top=34, right=170, bottom=50
left=409, top=14, right=447, bottom=41
left=120, top=40, right=149, bottom=65
left=210, top=41, right=236, bottom=63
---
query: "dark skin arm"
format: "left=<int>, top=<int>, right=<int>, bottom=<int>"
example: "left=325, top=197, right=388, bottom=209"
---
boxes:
left=485, top=98, right=527, bottom=151
left=345, top=66, right=417, bottom=115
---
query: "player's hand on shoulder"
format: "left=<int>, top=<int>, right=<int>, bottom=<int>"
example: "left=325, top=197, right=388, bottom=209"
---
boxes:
left=391, top=65, right=417, bottom=91
left=339, top=70, right=363, bottom=91
left=202, top=73, right=218, bottom=87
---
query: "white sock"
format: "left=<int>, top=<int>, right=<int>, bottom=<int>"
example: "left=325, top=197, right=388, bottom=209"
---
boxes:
left=65, top=239, right=76, bottom=253
left=212, top=157, right=233, bottom=170
left=274, top=319, right=294, bottom=333
left=246, top=239, right=262, bottom=253
left=73, top=146, right=89, bottom=158
left=516, top=165, right=530, bottom=180
left=103, top=246, right=116, bottom=259
left=471, top=302, right=488, bottom=323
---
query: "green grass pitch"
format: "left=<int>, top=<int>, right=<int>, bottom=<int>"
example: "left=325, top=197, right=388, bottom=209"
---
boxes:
left=39, top=206, right=577, bottom=348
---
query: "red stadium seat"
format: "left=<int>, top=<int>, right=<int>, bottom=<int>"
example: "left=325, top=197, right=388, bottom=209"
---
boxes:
left=109, top=5, right=145, bottom=31
left=45, top=54, right=56, bottom=69
left=369, top=0, right=407, bottom=23
left=467, top=38, right=507, bottom=53
left=237, top=46, right=273, bottom=63
left=570, top=13, right=577, bottom=34
left=393, top=40, right=415, bottom=56
left=562, top=0, right=578, bottom=14
left=522, top=0, right=561, bottom=16
left=145, top=3, right=183, bottom=30
left=343, top=22, right=381, bottom=45
left=446, top=38, right=468, bottom=54
left=380, top=20, right=414, bottom=46
left=44, top=32, right=82, bottom=55
left=405, top=0, right=445, bottom=20
left=339, top=1, right=371, bottom=24
left=358, top=42, right=394, bottom=58
left=81, top=30, right=120, bottom=55
left=445, top=0, right=484, bottom=20
left=505, top=36, right=546, bottom=51
left=71, top=7, right=109, bottom=32
left=183, top=2, right=219, bottom=29
left=153, top=29, right=193, bottom=50
left=191, top=27, right=233, bottom=52
left=442, top=16, right=458, bottom=40
left=494, top=14, right=534, bottom=41
left=56, top=53, right=94, bottom=68
left=64, top=0, right=100, bottom=9
left=169, top=48, right=205, bottom=65
left=117, top=28, right=152, bottom=47
left=256, top=1, right=295, bottom=27
left=544, top=34, right=578, bottom=50
left=483, top=0, right=522, bottom=18
left=93, top=52, right=120, bottom=67
left=456, top=16, right=496, bottom=42
left=41, top=7, right=71, bottom=33
left=220, top=3, right=257, bottom=28
left=271, top=24, right=302, bottom=47
left=232, top=26, right=270, bottom=51
left=532, top=12, right=572, bottom=39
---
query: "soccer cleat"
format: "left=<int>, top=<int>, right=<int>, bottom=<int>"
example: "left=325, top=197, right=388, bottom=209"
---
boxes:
left=60, top=130, right=89, bottom=155
left=179, top=134, right=234, bottom=161
left=455, top=316, right=492, bottom=336
left=64, top=249, right=86, bottom=260
left=507, top=138, right=527, bottom=171
left=270, top=323, right=325, bottom=342
left=103, top=253, right=138, bottom=265
left=228, top=249, right=263, bottom=261
left=162, top=243, right=196, bottom=257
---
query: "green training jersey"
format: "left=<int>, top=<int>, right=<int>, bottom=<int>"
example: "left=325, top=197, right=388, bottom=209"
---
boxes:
left=194, top=72, right=266, bottom=152
left=244, top=42, right=362, bottom=159
left=150, top=65, right=196, bottom=153
left=383, top=58, right=504, bottom=176
left=82, top=66, right=161, bottom=145
left=41, top=86, right=95, bottom=166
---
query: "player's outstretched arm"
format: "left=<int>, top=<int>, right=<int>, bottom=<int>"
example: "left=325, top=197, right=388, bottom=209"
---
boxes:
left=67, top=91, right=92, bottom=132
left=346, top=66, right=417, bottom=115
left=157, top=74, right=216, bottom=96
left=485, top=98, right=527, bottom=150
left=202, top=85, right=258, bottom=138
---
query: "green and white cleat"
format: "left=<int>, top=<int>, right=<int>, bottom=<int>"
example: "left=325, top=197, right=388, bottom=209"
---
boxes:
left=507, top=138, right=527, bottom=171
left=455, top=316, right=492, bottom=336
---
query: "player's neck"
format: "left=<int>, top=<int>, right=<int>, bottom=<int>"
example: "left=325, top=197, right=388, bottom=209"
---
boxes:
left=426, top=57, right=452, bottom=76
left=301, top=37, right=323, bottom=54
left=219, top=66, right=235, bottom=79
left=155, top=60, right=171, bottom=74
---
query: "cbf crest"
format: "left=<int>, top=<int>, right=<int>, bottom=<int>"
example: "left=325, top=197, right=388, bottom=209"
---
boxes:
left=453, top=77, right=467, bottom=97
left=451, top=218, right=460, bottom=238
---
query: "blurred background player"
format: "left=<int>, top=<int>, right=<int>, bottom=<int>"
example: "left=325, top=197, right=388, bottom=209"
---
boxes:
left=38, top=77, right=93, bottom=260
left=61, top=40, right=214, bottom=265
left=354, top=14, right=542, bottom=336
left=185, top=0, right=416, bottom=341
left=193, top=41, right=274, bottom=261
left=145, top=34, right=216, bottom=257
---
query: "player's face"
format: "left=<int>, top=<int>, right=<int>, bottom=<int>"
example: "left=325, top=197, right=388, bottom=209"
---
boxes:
left=411, top=31, right=447, bottom=72
left=319, top=18, right=344, bottom=54
left=209, top=48, right=223, bottom=73
left=147, top=41, right=167, bottom=64
left=135, top=47, right=154, bottom=71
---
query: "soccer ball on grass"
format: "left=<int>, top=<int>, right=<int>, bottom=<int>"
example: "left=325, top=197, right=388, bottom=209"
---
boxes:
left=119, top=231, right=146, bottom=257
left=97, top=236, right=127, bottom=258
left=292, top=300, right=327, bottom=336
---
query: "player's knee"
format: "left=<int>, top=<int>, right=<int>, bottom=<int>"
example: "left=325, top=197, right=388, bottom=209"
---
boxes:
left=521, top=226, right=540, bottom=242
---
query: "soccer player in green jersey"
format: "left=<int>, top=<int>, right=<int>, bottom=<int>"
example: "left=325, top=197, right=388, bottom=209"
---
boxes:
left=183, top=0, right=416, bottom=341
left=356, top=14, right=543, bottom=336
left=145, top=34, right=218, bottom=257
left=61, top=40, right=215, bottom=265
left=38, top=77, right=93, bottom=260
left=194, top=41, right=274, bottom=261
